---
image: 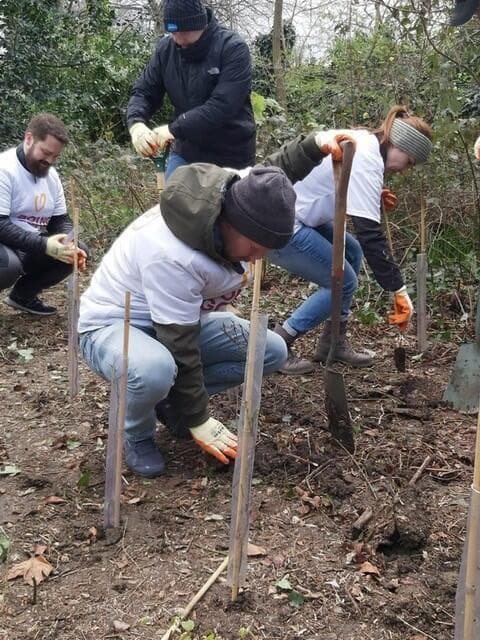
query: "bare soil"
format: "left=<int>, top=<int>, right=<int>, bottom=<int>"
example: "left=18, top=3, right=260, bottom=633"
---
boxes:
left=0, top=272, right=476, bottom=640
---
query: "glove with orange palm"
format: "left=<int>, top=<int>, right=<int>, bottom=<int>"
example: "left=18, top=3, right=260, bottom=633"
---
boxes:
left=388, top=286, right=414, bottom=332
left=381, top=188, right=398, bottom=211
left=315, top=131, right=356, bottom=161
left=190, top=417, right=237, bottom=465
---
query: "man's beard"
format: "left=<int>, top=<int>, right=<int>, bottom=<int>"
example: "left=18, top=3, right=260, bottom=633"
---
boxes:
left=25, top=153, right=51, bottom=178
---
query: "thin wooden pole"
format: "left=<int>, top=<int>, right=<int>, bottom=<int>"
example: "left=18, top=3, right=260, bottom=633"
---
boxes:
left=160, top=556, right=228, bottom=640
left=464, top=407, right=480, bottom=640
left=68, top=178, right=80, bottom=400
left=417, top=198, right=428, bottom=352
left=104, top=291, right=131, bottom=529
left=229, top=259, right=263, bottom=601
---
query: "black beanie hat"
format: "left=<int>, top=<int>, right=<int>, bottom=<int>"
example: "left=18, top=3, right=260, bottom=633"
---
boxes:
left=222, top=167, right=296, bottom=250
left=450, top=0, right=479, bottom=25
left=164, top=0, right=208, bottom=32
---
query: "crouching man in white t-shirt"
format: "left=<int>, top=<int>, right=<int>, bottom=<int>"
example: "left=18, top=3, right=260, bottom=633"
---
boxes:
left=0, top=113, right=88, bottom=316
left=78, top=132, right=348, bottom=477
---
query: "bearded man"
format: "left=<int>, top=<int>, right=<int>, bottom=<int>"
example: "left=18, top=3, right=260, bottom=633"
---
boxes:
left=0, top=113, right=87, bottom=316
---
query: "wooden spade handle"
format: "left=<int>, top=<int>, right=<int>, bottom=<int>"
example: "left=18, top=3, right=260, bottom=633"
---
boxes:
left=328, top=142, right=355, bottom=365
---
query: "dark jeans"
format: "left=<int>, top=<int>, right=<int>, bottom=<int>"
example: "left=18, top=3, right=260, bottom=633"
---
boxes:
left=0, top=241, right=88, bottom=301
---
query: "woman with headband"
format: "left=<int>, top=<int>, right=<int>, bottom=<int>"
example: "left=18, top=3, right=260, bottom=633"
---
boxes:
left=270, top=105, right=434, bottom=374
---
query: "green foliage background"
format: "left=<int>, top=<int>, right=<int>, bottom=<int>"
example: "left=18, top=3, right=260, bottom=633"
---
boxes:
left=0, top=0, right=478, bottom=322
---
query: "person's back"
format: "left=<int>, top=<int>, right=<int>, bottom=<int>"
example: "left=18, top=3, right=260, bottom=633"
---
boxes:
left=127, top=0, right=256, bottom=172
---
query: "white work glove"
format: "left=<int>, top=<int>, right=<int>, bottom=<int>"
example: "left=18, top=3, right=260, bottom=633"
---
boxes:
left=474, top=135, right=480, bottom=161
left=45, top=234, right=76, bottom=264
left=152, top=124, right=175, bottom=151
left=388, top=286, right=414, bottom=332
left=314, top=131, right=356, bottom=161
left=190, top=417, right=238, bottom=465
left=129, top=122, right=159, bottom=157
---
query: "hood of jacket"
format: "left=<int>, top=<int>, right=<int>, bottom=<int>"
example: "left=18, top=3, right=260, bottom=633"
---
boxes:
left=160, top=162, right=239, bottom=266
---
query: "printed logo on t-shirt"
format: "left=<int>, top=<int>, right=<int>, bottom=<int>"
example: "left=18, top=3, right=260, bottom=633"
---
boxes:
left=18, top=214, right=50, bottom=229
left=35, top=193, right=47, bottom=212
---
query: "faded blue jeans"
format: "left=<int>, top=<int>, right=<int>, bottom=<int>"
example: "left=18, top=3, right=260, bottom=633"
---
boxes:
left=269, top=222, right=363, bottom=335
left=165, top=151, right=188, bottom=180
left=79, top=311, right=287, bottom=442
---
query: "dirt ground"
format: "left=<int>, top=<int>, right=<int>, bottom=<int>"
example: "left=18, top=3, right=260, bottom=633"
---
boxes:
left=0, top=271, right=477, bottom=640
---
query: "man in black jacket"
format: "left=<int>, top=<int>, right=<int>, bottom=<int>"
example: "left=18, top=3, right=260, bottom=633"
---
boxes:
left=126, top=0, right=256, bottom=178
left=0, top=113, right=87, bottom=316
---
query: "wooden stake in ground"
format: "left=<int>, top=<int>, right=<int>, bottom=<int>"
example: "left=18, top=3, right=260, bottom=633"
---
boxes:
left=454, top=403, right=480, bottom=639
left=416, top=197, right=428, bottom=353
left=228, top=259, right=268, bottom=601
left=67, top=179, right=80, bottom=400
left=104, top=292, right=131, bottom=529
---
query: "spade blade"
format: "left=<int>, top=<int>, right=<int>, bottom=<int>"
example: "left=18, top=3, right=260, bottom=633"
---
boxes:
left=325, top=368, right=354, bottom=452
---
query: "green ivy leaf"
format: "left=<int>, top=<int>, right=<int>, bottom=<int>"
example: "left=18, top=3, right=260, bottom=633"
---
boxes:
left=288, top=590, right=305, bottom=608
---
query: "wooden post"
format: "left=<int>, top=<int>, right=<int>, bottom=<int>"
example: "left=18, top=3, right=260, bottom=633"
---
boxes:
left=68, top=179, right=80, bottom=400
left=416, top=197, right=428, bottom=352
left=104, top=292, right=131, bottom=529
left=228, top=259, right=266, bottom=601
left=463, top=408, right=480, bottom=640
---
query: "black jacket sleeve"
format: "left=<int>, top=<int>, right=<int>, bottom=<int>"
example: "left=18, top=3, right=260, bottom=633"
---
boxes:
left=168, top=40, right=252, bottom=144
left=126, top=48, right=167, bottom=129
left=260, top=133, right=327, bottom=185
left=153, top=321, right=209, bottom=428
left=47, top=214, right=73, bottom=236
left=350, top=216, right=404, bottom=292
left=0, top=217, right=47, bottom=255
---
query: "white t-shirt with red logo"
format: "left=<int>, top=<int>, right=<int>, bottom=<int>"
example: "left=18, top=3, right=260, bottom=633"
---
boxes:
left=78, top=205, right=253, bottom=333
left=0, top=147, right=67, bottom=233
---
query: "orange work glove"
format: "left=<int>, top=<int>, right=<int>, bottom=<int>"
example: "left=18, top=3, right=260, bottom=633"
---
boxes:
left=388, top=286, right=414, bottom=332
left=315, top=131, right=356, bottom=162
left=190, top=417, right=237, bottom=465
left=381, top=188, right=398, bottom=211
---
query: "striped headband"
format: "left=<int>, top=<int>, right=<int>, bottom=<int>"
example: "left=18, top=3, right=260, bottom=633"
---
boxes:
left=390, top=119, right=433, bottom=164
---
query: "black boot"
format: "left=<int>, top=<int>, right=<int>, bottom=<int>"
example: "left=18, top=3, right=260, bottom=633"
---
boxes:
left=312, top=320, right=374, bottom=367
left=273, top=324, right=315, bottom=375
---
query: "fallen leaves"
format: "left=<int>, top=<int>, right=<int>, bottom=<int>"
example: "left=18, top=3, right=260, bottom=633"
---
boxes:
left=7, top=544, right=53, bottom=585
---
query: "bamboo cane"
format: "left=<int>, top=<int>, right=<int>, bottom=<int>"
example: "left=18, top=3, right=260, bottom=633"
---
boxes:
left=67, top=178, right=80, bottom=400
left=416, top=197, right=428, bottom=352
left=229, top=258, right=265, bottom=601
left=104, top=292, right=131, bottom=529
left=463, top=407, right=480, bottom=639
left=160, top=556, right=228, bottom=640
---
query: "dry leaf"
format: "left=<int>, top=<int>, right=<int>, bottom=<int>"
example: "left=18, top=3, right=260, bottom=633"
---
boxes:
left=358, top=561, right=380, bottom=576
left=112, top=620, right=130, bottom=632
left=7, top=554, right=53, bottom=585
left=44, top=496, right=66, bottom=504
left=247, top=542, right=266, bottom=556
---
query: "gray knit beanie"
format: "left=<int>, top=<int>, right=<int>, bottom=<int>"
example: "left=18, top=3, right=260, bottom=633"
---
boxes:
left=222, top=167, right=296, bottom=250
left=390, top=119, right=433, bottom=164
left=164, top=0, right=208, bottom=32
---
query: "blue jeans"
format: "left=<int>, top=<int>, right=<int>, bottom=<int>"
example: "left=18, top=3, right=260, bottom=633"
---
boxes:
left=79, top=311, right=287, bottom=442
left=165, top=151, right=188, bottom=180
left=269, top=222, right=362, bottom=335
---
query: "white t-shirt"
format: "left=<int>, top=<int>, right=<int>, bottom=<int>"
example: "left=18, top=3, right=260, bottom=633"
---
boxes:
left=78, top=205, right=252, bottom=333
left=0, top=147, right=67, bottom=233
left=293, top=129, right=384, bottom=232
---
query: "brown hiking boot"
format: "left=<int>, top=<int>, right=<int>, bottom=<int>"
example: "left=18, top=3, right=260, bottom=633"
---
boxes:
left=312, top=320, right=374, bottom=368
left=273, top=324, right=315, bottom=375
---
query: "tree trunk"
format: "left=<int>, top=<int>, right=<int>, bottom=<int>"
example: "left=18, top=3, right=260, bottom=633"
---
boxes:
left=272, top=0, right=286, bottom=109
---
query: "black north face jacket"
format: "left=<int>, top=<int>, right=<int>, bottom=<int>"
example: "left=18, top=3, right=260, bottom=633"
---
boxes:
left=126, top=9, right=256, bottom=169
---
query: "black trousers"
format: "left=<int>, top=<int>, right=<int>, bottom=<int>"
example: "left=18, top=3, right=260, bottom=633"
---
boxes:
left=0, top=241, right=88, bottom=301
